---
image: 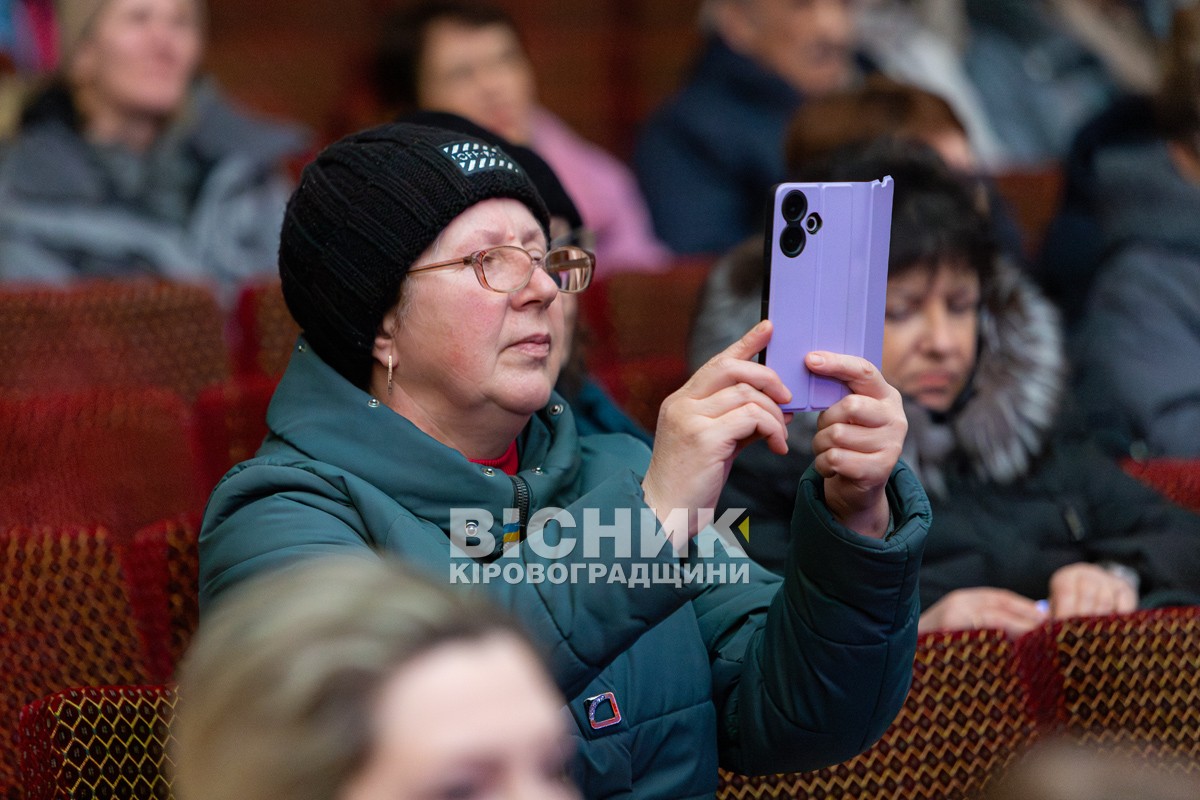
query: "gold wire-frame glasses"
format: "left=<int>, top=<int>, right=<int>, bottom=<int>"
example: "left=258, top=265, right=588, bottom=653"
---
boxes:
left=407, top=245, right=595, bottom=293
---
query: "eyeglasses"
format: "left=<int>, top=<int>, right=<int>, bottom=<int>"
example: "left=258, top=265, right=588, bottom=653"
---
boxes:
left=407, top=245, right=595, bottom=294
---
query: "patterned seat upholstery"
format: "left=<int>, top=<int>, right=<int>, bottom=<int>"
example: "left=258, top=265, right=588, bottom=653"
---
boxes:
left=0, top=388, right=207, bottom=541
left=20, top=685, right=176, bottom=800
left=1033, top=607, right=1200, bottom=773
left=0, top=527, right=151, bottom=800
left=0, top=280, right=229, bottom=403
left=123, top=515, right=202, bottom=684
left=718, top=629, right=1047, bottom=800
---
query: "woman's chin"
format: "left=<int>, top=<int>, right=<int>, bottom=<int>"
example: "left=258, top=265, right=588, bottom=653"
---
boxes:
left=497, top=383, right=556, bottom=419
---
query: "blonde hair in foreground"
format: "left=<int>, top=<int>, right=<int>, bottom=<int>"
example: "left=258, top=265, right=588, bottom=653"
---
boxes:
left=172, top=557, right=529, bottom=800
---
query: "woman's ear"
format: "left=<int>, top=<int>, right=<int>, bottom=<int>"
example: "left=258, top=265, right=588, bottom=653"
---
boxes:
left=372, top=309, right=399, bottom=366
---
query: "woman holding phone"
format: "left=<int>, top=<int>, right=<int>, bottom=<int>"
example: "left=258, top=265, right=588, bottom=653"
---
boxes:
left=198, top=121, right=930, bottom=797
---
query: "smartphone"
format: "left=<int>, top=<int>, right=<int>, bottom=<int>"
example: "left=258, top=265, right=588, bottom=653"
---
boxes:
left=759, top=177, right=894, bottom=412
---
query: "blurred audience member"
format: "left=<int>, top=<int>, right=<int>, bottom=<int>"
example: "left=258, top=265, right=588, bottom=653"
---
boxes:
left=374, top=0, right=670, bottom=274
left=1071, top=4, right=1200, bottom=458
left=0, top=0, right=309, bottom=304
left=689, top=78, right=1022, bottom=370
left=786, top=76, right=1026, bottom=261
left=175, top=557, right=578, bottom=800
left=856, top=0, right=1007, bottom=167
left=634, top=0, right=863, bottom=255
left=690, top=141, right=1200, bottom=636
left=961, top=0, right=1159, bottom=167
left=984, top=737, right=1200, bottom=800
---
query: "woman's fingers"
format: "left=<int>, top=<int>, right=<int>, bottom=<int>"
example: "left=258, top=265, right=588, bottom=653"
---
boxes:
left=806, top=351, right=897, bottom=401
left=643, top=322, right=798, bottom=537
left=683, top=321, right=793, bottom=406
left=691, top=382, right=790, bottom=431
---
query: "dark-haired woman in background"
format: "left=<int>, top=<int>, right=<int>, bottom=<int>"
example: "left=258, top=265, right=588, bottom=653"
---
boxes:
left=690, top=141, right=1200, bottom=635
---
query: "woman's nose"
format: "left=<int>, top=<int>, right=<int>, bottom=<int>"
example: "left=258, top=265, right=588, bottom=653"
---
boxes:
left=812, top=0, right=855, bottom=42
left=514, top=263, right=560, bottom=307
left=921, top=305, right=956, bottom=353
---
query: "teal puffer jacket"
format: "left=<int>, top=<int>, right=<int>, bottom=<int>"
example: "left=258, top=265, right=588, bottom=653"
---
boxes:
left=200, top=342, right=930, bottom=799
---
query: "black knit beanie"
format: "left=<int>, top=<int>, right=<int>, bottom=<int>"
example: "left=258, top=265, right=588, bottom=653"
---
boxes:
left=278, top=121, right=551, bottom=387
left=397, top=110, right=584, bottom=230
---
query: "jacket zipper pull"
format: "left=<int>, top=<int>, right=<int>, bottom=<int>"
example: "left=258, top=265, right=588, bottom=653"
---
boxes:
left=507, top=474, right=531, bottom=546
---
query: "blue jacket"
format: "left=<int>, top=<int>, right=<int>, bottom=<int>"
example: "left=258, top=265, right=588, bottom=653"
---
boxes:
left=200, top=342, right=930, bottom=799
left=633, top=37, right=802, bottom=255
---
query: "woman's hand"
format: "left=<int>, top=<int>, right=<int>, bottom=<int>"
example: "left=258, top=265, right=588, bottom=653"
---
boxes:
left=1048, top=562, right=1139, bottom=619
left=919, top=588, right=1048, bottom=637
left=806, top=352, right=907, bottom=539
left=642, top=321, right=792, bottom=541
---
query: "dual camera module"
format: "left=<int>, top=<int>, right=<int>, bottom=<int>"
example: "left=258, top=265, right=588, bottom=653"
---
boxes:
left=780, top=190, right=822, bottom=257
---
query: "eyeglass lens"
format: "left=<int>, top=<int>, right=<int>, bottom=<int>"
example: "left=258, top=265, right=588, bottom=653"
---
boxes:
left=480, top=246, right=592, bottom=293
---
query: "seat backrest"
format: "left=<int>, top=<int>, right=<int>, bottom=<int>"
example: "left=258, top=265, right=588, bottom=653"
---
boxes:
left=1119, top=458, right=1200, bottom=515
left=990, top=166, right=1065, bottom=263
left=578, top=259, right=713, bottom=430
left=1030, top=607, right=1200, bottom=773
left=578, top=258, right=713, bottom=370
left=0, top=388, right=207, bottom=541
left=124, top=514, right=202, bottom=685
left=20, top=685, right=176, bottom=800
left=191, top=376, right=278, bottom=491
left=0, top=280, right=229, bottom=403
left=0, top=526, right=151, bottom=800
left=230, top=278, right=299, bottom=379
left=718, top=629, right=1045, bottom=800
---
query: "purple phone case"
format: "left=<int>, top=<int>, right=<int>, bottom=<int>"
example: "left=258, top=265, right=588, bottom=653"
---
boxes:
left=760, top=177, right=894, bottom=412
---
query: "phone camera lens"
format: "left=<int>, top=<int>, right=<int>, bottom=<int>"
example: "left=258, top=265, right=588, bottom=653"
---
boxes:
left=780, top=224, right=806, bottom=257
left=805, top=213, right=822, bottom=234
left=781, top=190, right=808, bottom=223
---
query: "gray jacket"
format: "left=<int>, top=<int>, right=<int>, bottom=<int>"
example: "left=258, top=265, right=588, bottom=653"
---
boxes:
left=1071, top=135, right=1200, bottom=456
left=0, top=80, right=308, bottom=305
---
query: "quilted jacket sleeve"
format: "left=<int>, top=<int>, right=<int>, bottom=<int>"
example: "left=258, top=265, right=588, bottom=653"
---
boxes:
left=692, top=461, right=929, bottom=775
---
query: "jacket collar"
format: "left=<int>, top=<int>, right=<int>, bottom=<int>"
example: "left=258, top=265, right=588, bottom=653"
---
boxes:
left=264, top=340, right=583, bottom=529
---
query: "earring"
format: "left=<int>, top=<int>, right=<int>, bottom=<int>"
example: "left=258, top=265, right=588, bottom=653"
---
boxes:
left=387, top=354, right=394, bottom=398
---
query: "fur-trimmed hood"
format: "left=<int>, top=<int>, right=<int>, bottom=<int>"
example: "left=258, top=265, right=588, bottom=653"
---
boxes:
left=790, top=259, right=1067, bottom=497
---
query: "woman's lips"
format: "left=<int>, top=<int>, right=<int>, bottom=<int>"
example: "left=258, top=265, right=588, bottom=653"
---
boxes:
left=914, top=370, right=956, bottom=389
left=509, top=334, right=551, bottom=358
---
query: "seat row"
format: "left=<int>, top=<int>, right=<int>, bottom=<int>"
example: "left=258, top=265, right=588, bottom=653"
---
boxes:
left=0, top=517, right=199, bottom=799
left=13, top=606, right=1200, bottom=800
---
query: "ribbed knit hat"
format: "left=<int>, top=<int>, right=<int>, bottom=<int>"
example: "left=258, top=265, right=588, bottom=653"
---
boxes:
left=397, top=110, right=583, bottom=231
left=278, top=121, right=550, bottom=387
